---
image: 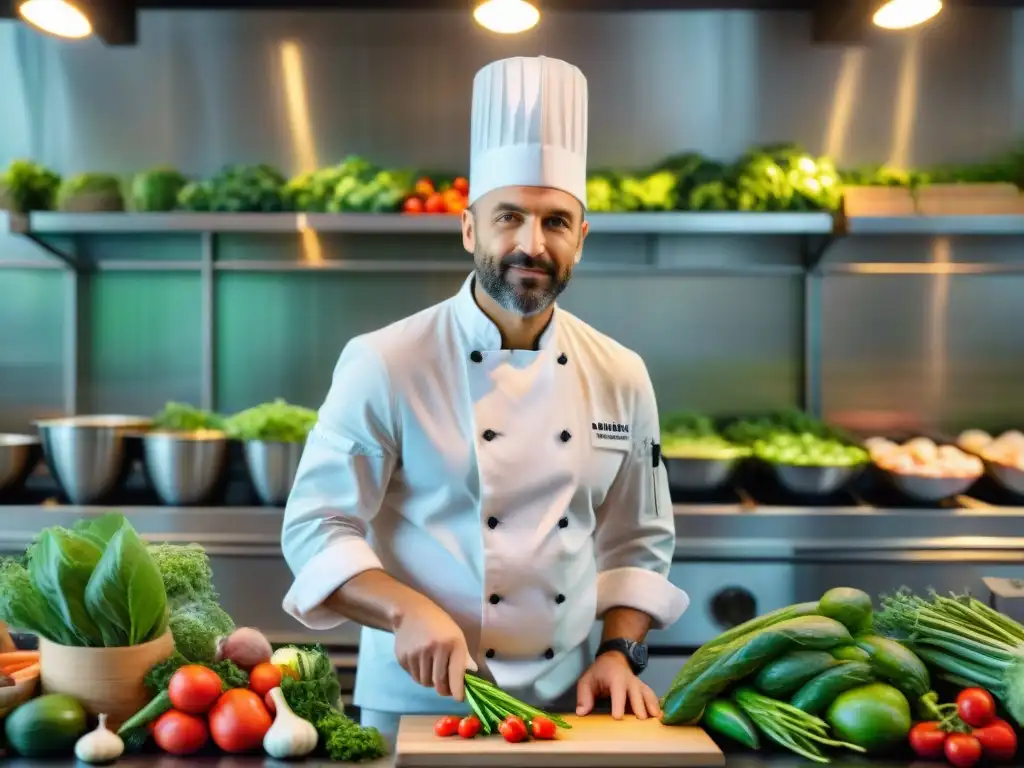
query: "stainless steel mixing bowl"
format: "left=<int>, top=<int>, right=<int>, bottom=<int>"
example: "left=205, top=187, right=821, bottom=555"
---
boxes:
left=244, top=440, right=305, bottom=507
left=143, top=430, right=230, bottom=506
left=34, top=415, right=153, bottom=504
left=0, top=434, right=41, bottom=495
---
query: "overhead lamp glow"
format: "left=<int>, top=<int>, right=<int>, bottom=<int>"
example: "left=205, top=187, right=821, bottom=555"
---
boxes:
left=474, top=0, right=540, bottom=35
left=873, top=0, right=942, bottom=30
left=18, top=0, right=92, bottom=39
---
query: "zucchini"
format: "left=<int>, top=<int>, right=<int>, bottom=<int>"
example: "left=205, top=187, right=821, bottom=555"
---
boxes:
left=790, top=661, right=875, bottom=714
left=754, top=650, right=842, bottom=697
left=663, top=601, right=820, bottom=700
left=855, top=635, right=930, bottom=699
left=831, top=644, right=871, bottom=663
left=818, top=587, right=874, bottom=634
left=661, top=615, right=852, bottom=725
left=701, top=699, right=760, bottom=750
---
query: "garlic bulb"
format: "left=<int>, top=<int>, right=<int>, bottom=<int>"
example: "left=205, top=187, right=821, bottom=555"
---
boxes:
left=74, top=713, right=124, bottom=764
left=263, top=687, right=318, bottom=759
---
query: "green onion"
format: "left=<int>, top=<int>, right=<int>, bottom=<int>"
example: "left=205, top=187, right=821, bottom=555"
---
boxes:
left=463, top=674, right=572, bottom=731
left=875, top=588, right=1024, bottom=726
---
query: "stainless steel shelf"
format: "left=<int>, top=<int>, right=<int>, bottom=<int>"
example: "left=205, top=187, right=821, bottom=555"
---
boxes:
left=844, top=214, right=1024, bottom=236
left=24, top=211, right=835, bottom=236
left=214, top=260, right=804, bottom=276
left=0, top=211, right=27, bottom=234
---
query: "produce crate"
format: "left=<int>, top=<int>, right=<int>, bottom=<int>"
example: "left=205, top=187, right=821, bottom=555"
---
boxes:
left=913, top=183, right=1024, bottom=216
left=841, top=185, right=917, bottom=217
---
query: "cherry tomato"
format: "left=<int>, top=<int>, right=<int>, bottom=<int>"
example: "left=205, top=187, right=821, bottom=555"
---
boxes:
left=973, top=718, right=1018, bottom=761
left=403, top=196, right=425, bottom=214
left=945, top=733, right=984, bottom=768
left=168, top=664, right=223, bottom=715
left=248, top=662, right=283, bottom=698
left=530, top=715, right=556, bottom=740
left=414, top=178, right=435, bottom=198
left=458, top=715, right=481, bottom=739
left=434, top=715, right=460, bottom=738
left=452, top=177, right=470, bottom=196
left=909, top=721, right=947, bottom=759
left=424, top=194, right=447, bottom=214
left=208, top=688, right=273, bottom=753
left=957, top=688, right=997, bottom=728
left=152, top=710, right=209, bottom=755
left=499, top=715, right=528, bottom=743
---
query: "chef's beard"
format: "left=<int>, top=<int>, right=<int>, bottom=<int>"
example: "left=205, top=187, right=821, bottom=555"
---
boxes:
left=475, top=249, right=572, bottom=317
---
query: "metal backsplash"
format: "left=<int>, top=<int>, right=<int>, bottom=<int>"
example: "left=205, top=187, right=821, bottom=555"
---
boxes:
left=2, top=8, right=1024, bottom=433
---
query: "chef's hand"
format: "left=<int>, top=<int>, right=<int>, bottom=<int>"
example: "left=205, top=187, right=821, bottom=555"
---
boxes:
left=393, top=596, right=478, bottom=702
left=576, top=652, right=661, bottom=720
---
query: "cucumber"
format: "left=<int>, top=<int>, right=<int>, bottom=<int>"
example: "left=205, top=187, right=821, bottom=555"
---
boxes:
left=661, top=615, right=852, bottom=725
left=818, top=588, right=874, bottom=634
left=831, top=644, right=871, bottom=663
left=701, top=698, right=760, bottom=750
left=855, top=635, right=930, bottom=699
left=663, top=601, right=820, bottom=701
left=4, top=693, right=88, bottom=757
left=754, top=650, right=842, bottom=697
left=790, top=661, right=875, bottom=714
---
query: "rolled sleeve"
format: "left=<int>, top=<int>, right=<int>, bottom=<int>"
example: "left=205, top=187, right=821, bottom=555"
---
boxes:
left=281, top=337, right=399, bottom=630
left=593, top=356, right=689, bottom=630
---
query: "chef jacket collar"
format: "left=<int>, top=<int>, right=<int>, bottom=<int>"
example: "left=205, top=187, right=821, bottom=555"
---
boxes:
left=454, top=271, right=558, bottom=353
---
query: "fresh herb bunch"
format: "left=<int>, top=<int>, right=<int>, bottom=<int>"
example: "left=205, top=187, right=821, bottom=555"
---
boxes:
left=462, top=674, right=571, bottom=735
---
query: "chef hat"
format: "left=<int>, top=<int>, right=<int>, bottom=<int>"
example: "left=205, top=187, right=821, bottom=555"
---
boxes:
left=469, top=56, right=589, bottom=209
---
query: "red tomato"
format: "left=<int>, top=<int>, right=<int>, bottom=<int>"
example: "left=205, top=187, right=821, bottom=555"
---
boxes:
left=530, top=715, right=556, bottom=740
left=403, top=196, right=425, bottom=214
left=414, top=178, right=435, bottom=198
left=424, top=194, right=447, bottom=214
left=452, top=177, right=469, bottom=196
left=248, top=662, right=283, bottom=698
left=434, top=715, right=460, bottom=738
left=209, top=688, right=273, bottom=753
left=152, top=710, right=209, bottom=755
left=443, top=188, right=467, bottom=214
left=957, top=688, right=997, bottom=728
left=909, top=721, right=947, bottom=759
left=945, top=733, right=984, bottom=768
left=458, top=715, right=481, bottom=739
left=498, top=715, right=528, bottom=743
left=973, top=719, right=1018, bottom=761
left=168, top=665, right=223, bottom=715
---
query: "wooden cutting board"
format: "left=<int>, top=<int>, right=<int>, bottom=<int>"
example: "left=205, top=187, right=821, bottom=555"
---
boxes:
left=394, top=714, right=725, bottom=767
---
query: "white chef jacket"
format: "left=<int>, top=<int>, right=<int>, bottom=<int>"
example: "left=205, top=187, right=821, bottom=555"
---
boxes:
left=281, top=272, right=689, bottom=714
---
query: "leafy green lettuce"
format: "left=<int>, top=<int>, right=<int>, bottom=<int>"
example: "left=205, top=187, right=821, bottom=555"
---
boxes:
left=0, top=513, right=168, bottom=647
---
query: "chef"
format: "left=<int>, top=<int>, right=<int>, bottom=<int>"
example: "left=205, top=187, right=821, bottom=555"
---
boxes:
left=280, top=55, right=689, bottom=747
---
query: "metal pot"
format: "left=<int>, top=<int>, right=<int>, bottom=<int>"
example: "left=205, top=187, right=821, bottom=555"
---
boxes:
left=142, top=430, right=230, bottom=506
left=34, top=415, right=152, bottom=504
left=244, top=440, right=305, bottom=507
left=770, top=462, right=865, bottom=497
left=663, top=456, right=742, bottom=493
left=0, top=434, right=41, bottom=495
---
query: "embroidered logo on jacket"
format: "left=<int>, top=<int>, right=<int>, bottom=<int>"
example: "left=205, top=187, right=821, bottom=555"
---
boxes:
left=591, top=421, right=631, bottom=442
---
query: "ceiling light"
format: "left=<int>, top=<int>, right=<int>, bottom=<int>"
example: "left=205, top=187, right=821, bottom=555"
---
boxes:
left=474, top=0, right=540, bottom=35
left=18, top=0, right=93, bottom=39
left=873, top=0, right=942, bottom=30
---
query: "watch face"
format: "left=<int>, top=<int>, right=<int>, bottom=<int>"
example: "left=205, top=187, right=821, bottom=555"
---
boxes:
left=630, top=643, right=648, bottom=667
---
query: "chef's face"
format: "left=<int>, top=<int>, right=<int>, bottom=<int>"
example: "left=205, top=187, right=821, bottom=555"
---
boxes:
left=463, top=186, right=588, bottom=317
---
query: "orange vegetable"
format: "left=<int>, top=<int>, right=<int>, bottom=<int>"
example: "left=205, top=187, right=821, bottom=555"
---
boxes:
left=11, top=663, right=38, bottom=681
left=248, top=662, right=283, bottom=698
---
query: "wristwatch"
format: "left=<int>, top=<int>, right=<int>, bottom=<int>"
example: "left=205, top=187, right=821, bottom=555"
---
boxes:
left=596, top=638, right=649, bottom=675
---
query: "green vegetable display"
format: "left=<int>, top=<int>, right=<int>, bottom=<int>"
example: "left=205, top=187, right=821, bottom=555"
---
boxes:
left=283, top=155, right=412, bottom=213
left=177, top=163, right=288, bottom=212
left=146, top=542, right=217, bottom=606
left=723, top=410, right=868, bottom=468
left=278, top=644, right=387, bottom=762
left=660, top=412, right=750, bottom=460
left=854, top=634, right=931, bottom=701
left=825, top=682, right=912, bottom=754
left=223, top=398, right=317, bottom=443
left=0, top=159, right=61, bottom=213
left=56, top=172, right=125, bottom=212
left=661, top=615, right=852, bottom=725
left=875, top=587, right=1024, bottom=726
left=818, top=587, right=874, bottom=635
left=700, top=698, right=760, bottom=749
left=130, top=167, right=188, bottom=212
left=0, top=513, right=168, bottom=647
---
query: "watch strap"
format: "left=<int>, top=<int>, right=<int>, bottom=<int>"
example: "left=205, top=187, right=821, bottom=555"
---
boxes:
left=596, top=638, right=648, bottom=674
